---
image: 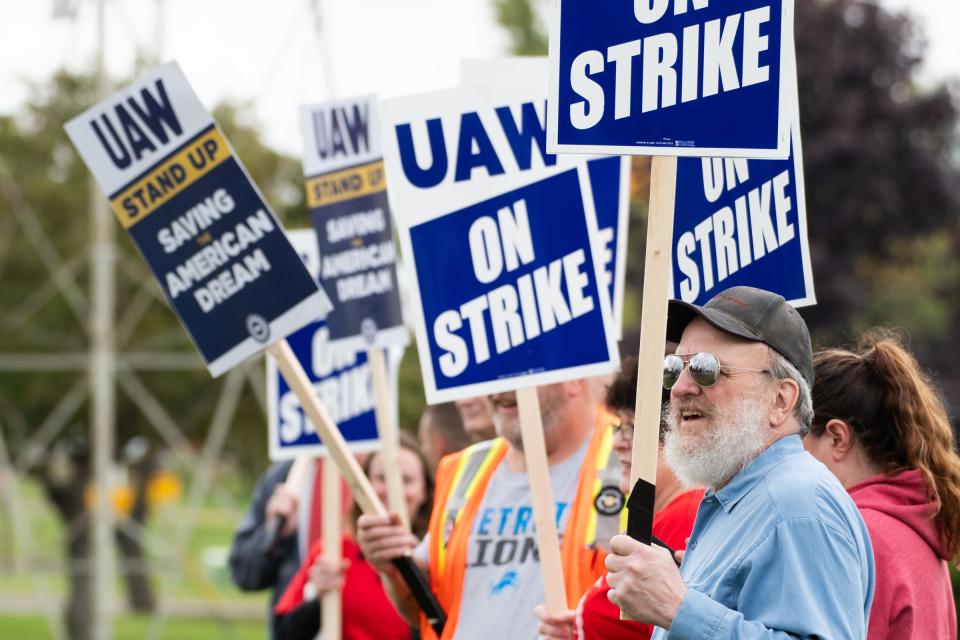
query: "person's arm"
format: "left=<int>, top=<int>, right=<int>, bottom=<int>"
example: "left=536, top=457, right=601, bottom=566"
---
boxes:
left=228, top=462, right=297, bottom=590
left=356, top=512, right=424, bottom=625
left=609, top=517, right=870, bottom=639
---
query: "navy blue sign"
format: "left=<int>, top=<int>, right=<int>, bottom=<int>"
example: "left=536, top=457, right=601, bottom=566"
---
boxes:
left=300, top=97, right=408, bottom=352
left=66, top=63, right=330, bottom=376
left=548, top=0, right=793, bottom=157
left=410, top=168, right=616, bottom=397
left=671, top=132, right=814, bottom=305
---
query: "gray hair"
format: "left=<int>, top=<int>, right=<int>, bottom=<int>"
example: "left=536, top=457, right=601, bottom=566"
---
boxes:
left=768, top=349, right=813, bottom=434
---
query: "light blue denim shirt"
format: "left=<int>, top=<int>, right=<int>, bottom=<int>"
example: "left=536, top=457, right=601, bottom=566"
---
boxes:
left=652, top=434, right=875, bottom=639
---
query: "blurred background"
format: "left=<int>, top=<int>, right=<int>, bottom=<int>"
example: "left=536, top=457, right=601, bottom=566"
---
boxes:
left=0, top=0, right=957, bottom=638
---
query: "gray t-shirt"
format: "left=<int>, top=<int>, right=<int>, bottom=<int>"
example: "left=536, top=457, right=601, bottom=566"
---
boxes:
left=416, top=438, right=590, bottom=640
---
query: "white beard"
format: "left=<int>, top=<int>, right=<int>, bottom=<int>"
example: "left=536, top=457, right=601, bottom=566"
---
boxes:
left=663, top=397, right=769, bottom=489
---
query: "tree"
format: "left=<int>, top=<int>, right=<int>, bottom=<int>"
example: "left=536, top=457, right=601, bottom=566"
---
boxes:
left=492, top=0, right=960, bottom=416
left=0, top=70, right=308, bottom=638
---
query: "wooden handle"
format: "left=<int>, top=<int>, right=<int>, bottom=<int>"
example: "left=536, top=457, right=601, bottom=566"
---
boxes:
left=368, top=347, right=410, bottom=531
left=624, top=155, right=676, bottom=618
left=516, top=386, right=567, bottom=614
left=268, top=340, right=386, bottom=518
left=321, top=459, right=342, bottom=640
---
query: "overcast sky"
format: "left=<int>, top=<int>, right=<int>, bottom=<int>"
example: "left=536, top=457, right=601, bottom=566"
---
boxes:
left=0, top=0, right=956, bottom=156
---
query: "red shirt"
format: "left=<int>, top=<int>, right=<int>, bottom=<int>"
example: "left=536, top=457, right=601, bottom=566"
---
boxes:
left=574, top=489, right=704, bottom=640
left=275, top=535, right=410, bottom=640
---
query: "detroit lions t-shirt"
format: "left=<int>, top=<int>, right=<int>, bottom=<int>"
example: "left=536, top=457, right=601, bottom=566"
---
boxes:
left=418, top=437, right=590, bottom=640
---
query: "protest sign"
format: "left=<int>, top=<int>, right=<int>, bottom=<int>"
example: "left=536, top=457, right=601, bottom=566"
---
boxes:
left=461, top=58, right=631, bottom=338
left=672, top=121, right=814, bottom=306
left=300, top=96, right=407, bottom=352
left=381, top=83, right=619, bottom=404
left=267, top=231, right=382, bottom=461
left=547, top=0, right=795, bottom=157
left=65, top=61, right=331, bottom=376
left=382, top=83, right=619, bottom=615
left=67, top=63, right=445, bottom=631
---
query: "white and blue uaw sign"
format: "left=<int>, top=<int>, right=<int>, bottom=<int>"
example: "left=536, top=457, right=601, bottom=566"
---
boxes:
left=65, top=62, right=331, bottom=376
left=268, top=231, right=382, bottom=460
left=300, top=96, right=408, bottom=353
left=381, top=84, right=619, bottom=403
left=460, top=58, right=631, bottom=338
left=672, top=122, right=814, bottom=306
left=547, top=0, right=795, bottom=157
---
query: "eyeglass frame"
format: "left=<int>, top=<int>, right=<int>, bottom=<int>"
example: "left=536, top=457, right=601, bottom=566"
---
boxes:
left=663, top=352, right=774, bottom=390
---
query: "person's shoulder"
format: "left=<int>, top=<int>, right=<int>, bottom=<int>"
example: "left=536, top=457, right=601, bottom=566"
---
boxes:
left=761, top=451, right=860, bottom=530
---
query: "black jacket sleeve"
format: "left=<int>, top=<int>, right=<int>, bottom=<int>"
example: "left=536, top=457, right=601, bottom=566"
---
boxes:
left=228, top=460, right=296, bottom=591
left=273, top=599, right=321, bottom=640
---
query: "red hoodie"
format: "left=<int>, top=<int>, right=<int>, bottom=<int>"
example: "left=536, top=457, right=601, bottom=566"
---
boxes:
left=848, top=469, right=957, bottom=640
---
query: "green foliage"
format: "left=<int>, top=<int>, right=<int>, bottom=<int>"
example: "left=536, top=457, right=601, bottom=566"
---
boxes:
left=492, top=0, right=548, bottom=56
left=0, top=70, right=309, bottom=476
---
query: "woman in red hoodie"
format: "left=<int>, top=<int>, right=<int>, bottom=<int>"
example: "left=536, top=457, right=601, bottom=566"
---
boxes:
left=803, top=330, right=960, bottom=640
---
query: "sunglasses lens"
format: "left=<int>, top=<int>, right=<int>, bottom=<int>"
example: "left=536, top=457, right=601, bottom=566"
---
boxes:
left=689, top=352, right=721, bottom=387
left=663, top=354, right=683, bottom=389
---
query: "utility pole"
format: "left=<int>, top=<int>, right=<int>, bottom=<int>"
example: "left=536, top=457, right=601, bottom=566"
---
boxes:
left=89, top=0, right=115, bottom=636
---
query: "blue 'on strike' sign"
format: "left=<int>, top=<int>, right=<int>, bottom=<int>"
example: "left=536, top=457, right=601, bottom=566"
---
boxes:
left=548, top=0, right=794, bottom=157
left=671, top=132, right=815, bottom=306
left=410, top=169, right=614, bottom=395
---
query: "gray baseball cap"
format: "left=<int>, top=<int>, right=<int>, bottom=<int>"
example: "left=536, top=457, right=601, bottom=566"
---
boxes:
left=666, top=286, right=814, bottom=385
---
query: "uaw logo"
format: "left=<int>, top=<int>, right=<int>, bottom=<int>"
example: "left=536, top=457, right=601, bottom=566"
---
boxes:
left=246, top=313, right=271, bottom=343
left=361, top=317, right=378, bottom=344
left=594, top=485, right=625, bottom=516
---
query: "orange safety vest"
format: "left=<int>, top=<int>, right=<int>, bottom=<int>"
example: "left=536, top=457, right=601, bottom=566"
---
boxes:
left=421, top=407, right=621, bottom=640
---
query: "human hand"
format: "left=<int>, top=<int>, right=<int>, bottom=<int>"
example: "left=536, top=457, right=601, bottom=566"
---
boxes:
left=309, top=556, right=350, bottom=594
left=533, top=604, right=575, bottom=640
left=265, top=486, right=298, bottom=539
left=355, top=512, right=419, bottom=575
left=604, top=534, right=688, bottom=629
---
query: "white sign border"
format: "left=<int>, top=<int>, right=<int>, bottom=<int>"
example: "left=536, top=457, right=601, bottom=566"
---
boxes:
left=546, top=0, right=796, bottom=159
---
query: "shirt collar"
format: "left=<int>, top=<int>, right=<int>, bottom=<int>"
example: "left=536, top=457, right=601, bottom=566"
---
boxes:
left=708, top=434, right=804, bottom=512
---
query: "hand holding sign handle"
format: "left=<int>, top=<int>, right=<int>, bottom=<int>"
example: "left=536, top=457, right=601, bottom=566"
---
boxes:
left=516, top=386, right=568, bottom=614
left=624, top=156, right=677, bottom=618
left=261, top=456, right=313, bottom=554
left=267, top=340, right=446, bottom=634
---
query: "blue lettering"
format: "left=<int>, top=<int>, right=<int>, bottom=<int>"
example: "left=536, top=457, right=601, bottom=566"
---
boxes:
left=116, top=103, right=157, bottom=162
left=477, top=508, right=493, bottom=535
left=91, top=116, right=131, bottom=170
left=497, top=507, right=512, bottom=535
left=514, top=506, right=532, bottom=534
left=395, top=119, right=448, bottom=188
left=555, top=501, right=569, bottom=526
left=494, top=102, right=557, bottom=171
left=454, top=112, right=505, bottom=182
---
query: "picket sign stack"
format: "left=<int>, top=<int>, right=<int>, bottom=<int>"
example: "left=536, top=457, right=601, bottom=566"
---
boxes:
left=66, top=0, right=818, bottom=633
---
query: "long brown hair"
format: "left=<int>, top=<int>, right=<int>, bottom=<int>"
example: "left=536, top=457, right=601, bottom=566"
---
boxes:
left=810, top=329, right=960, bottom=560
left=351, top=431, right=434, bottom=537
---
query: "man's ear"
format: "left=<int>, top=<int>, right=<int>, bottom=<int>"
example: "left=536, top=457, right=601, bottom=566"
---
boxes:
left=823, top=419, right=855, bottom=460
left=769, top=377, right=800, bottom=428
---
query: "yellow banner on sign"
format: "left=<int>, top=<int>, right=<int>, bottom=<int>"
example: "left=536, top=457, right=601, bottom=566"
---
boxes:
left=305, top=160, right=386, bottom=209
left=109, top=127, right=232, bottom=229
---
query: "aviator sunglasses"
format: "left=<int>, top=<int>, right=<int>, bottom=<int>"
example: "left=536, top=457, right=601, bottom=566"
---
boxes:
left=663, top=352, right=773, bottom=390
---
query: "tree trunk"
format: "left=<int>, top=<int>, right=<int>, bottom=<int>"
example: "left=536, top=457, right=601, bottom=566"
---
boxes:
left=116, top=450, right=157, bottom=612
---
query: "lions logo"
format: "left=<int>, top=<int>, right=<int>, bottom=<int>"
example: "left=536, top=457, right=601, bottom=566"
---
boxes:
left=594, top=485, right=625, bottom=516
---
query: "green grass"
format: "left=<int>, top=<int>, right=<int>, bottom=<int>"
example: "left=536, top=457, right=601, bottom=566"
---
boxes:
left=0, top=614, right=265, bottom=640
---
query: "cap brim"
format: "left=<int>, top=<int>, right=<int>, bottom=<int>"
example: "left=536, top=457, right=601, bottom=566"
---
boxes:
left=666, top=299, right=764, bottom=345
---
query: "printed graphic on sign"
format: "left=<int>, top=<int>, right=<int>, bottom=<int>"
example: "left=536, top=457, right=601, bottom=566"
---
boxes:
left=460, top=58, right=631, bottom=337
left=382, top=84, right=619, bottom=403
left=671, top=119, right=814, bottom=306
left=300, top=96, right=407, bottom=352
left=267, top=232, right=382, bottom=460
left=548, top=0, right=795, bottom=157
left=65, top=62, right=331, bottom=376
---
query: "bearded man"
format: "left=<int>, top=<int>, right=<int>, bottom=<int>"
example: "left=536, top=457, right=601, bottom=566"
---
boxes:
left=605, top=286, right=875, bottom=639
left=357, top=380, right=622, bottom=640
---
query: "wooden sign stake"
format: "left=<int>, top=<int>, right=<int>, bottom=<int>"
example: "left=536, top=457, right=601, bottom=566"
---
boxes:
left=321, top=459, right=342, bottom=640
left=368, top=347, right=409, bottom=530
left=516, top=386, right=568, bottom=614
left=628, top=155, right=677, bottom=542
